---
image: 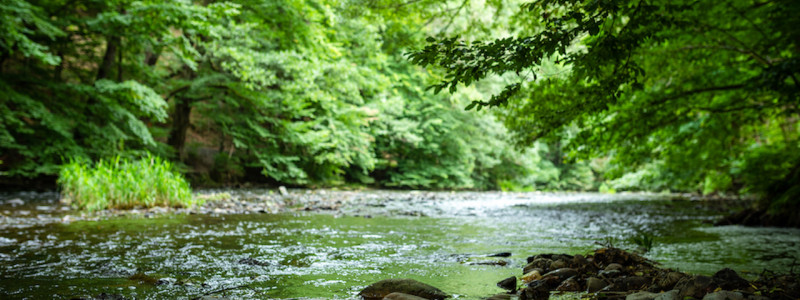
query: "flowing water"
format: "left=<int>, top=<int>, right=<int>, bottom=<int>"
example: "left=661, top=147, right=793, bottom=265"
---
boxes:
left=1, top=190, right=799, bottom=299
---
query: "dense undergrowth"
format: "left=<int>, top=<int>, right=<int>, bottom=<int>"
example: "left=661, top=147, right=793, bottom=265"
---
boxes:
left=58, top=155, right=197, bottom=211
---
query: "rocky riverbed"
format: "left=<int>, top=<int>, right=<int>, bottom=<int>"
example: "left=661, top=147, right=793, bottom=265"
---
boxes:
left=358, top=247, right=800, bottom=300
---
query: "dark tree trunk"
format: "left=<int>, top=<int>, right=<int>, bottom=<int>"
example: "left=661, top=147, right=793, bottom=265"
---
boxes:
left=54, top=49, right=64, bottom=80
left=168, top=97, right=192, bottom=159
left=145, top=50, right=160, bottom=66
left=96, top=36, right=119, bottom=81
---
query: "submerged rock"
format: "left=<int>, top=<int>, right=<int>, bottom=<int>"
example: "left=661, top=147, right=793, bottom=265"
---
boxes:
left=486, top=294, right=516, bottom=300
left=359, top=278, right=449, bottom=300
left=237, top=257, right=270, bottom=266
left=383, top=292, right=429, bottom=300
left=497, top=276, right=517, bottom=291
left=468, top=260, right=508, bottom=266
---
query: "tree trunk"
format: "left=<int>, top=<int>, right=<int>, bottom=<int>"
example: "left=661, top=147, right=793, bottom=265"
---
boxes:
left=96, top=36, right=119, bottom=81
left=145, top=50, right=160, bottom=66
left=167, top=97, right=192, bottom=159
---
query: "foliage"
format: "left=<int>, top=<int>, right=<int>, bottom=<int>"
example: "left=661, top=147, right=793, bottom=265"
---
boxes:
left=2, top=0, right=563, bottom=191
left=411, top=0, right=800, bottom=203
left=58, top=154, right=196, bottom=211
left=630, top=232, right=655, bottom=254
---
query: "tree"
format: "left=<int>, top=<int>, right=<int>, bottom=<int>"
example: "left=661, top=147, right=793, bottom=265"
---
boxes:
left=411, top=0, right=800, bottom=218
left=1, top=0, right=547, bottom=190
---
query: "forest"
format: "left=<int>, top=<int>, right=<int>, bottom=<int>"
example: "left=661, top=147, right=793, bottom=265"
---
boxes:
left=2, top=0, right=798, bottom=217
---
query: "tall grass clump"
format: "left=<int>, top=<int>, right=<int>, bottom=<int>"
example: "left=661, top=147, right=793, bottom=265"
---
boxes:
left=58, top=154, right=198, bottom=211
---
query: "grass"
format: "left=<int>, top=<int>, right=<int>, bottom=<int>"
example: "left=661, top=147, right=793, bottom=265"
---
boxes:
left=58, top=154, right=199, bottom=211
left=630, top=232, right=656, bottom=253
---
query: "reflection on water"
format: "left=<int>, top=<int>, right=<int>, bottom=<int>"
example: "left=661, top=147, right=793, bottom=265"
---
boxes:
left=0, top=190, right=798, bottom=299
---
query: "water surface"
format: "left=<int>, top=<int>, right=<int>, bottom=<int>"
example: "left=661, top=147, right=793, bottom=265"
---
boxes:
left=1, top=190, right=798, bottom=299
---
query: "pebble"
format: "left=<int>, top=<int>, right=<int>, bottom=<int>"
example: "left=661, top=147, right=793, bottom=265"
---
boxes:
left=586, top=277, right=608, bottom=293
left=605, top=263, right=624, bottom=271
left=550, top=259, right=567, bottom=270
left=654, top=290, right=681, bottom=300
left=702, top=291, right=744, bottom=300
left=543, top=268, right=578, bottom=282
left=626, top=291, right=660, bottom=300
left=521, top=270, right=542, bottom=284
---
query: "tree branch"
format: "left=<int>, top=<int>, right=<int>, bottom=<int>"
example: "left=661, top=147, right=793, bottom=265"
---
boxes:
left=650, top=84, right=746, bottom=106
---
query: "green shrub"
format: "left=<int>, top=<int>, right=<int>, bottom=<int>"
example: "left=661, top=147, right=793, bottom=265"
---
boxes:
left=58, top=154, right=198, bottom=211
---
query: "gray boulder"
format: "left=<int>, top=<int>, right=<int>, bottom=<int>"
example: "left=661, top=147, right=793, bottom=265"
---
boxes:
left=359, top=278, right=449, bottom=300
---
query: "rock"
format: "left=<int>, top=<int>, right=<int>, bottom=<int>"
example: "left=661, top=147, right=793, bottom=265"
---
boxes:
left=486, top=294, right=515, bottom=300
left=605, top=263, right=624, bottom=271
left=498, top=276, right=517, bottom=291
left=611, top=276, right=650, bottom=291
left=549, top=260, right=567, bottom=270
left=702, top=291, right=744, bottom=300
left=520, top=284, right=549, bottom=300
left=488, top=252, right=512, bottom=257
left=675, top=275, right=716, bottom=299
left=572, top=254, right=587, bottom=267
left=656, top=272, right=685, bottom=290
left=524, top=258, right=552, bottom=274
left=712, top=268, right=749, bottom=291
left=599, top=269, right=622, bottom=278
left=542, top=268, right=578, bottom=282
left=653, top=290, right=680, bottom=300
left=469, top=260, right=508, bottom=266
left=7, top=198, right=24, bottom=206
left=359, top=278, right=449, bottom=300
left=238, top=257, right=270, bottom=266
left=383, top=292, right=429, bottom=300
left=535, top=276, right=565, bottom=290
left=626, top=291, right=660, bottom=300
left=556, top=277, right=581, bottom=292
left=586, top=277, right=608, bottom=293
left=521, top=270, right=543, bottom=284
left=155, top=278, right=175, bottom=286
left=278, top=186, right=289, bottom=196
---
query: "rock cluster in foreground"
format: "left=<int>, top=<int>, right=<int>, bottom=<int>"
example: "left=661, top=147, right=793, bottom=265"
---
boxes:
left=360, top=248, right=800, bottom=300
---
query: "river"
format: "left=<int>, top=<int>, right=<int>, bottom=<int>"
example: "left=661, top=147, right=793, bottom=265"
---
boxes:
left=1, top=190, right=799, bottom=299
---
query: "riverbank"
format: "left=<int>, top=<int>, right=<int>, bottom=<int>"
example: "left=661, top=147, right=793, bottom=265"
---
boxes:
left=0, top=189, right=751, bottom=229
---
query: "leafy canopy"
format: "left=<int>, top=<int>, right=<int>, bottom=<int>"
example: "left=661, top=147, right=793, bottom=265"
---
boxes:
left=411, top=0, right=800, bottom=199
